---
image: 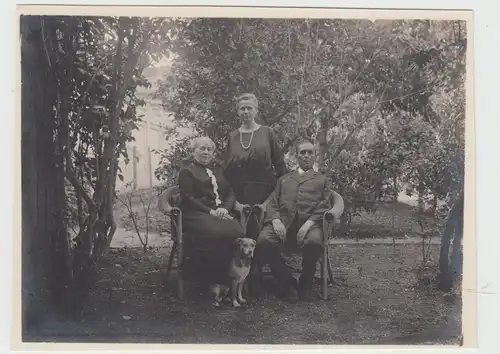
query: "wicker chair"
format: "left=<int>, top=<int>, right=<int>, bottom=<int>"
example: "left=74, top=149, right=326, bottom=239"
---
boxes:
left=159, top=185, right=344, bottom=300
left=250, top=189, right=345, bottom=300
left=158, top=185, right=251, bottom=300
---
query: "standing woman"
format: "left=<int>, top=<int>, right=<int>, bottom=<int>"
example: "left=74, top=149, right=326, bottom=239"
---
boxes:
left=224, top=93, right=288, bottom=238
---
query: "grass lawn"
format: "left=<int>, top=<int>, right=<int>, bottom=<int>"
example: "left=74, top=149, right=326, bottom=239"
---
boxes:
left=24, top=242, right=461, bottom=345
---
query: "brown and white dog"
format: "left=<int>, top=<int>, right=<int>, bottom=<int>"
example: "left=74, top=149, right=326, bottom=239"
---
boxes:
left=210, top=237, right=256, bottom=307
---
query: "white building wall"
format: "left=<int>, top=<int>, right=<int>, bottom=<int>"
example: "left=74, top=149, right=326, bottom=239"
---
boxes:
left=116, top=64, right=172, bottom=192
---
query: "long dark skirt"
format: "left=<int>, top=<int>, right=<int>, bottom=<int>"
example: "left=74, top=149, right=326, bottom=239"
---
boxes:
left=235, top=181, right=275, bottom=206
left=182, top=211, right=245, bottom=285
left=234, top=181, right=276, bottom=240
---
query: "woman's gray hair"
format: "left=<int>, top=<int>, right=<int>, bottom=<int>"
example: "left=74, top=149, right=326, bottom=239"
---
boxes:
left=190, top=136, right=216, bottom=151
left=235, top=93, right=259, bottom=110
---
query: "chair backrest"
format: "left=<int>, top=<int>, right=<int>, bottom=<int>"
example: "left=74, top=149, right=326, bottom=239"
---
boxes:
left=168, top=186, right=182, bottom=206
left=157, top=185, right=182, bottom=242
left=326, top=188, right=345, bottom=221
left=158, top=185, right=181, bottom=215
left=158, top=184, right=344, bottom=237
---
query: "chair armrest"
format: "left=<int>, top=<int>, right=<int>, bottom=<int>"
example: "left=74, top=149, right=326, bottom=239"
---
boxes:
left=158, top=187, right=181, bottom=217
left=247, top=204, right=265, bottom=229
left=234, top=201, right=252, bottom=232
left=261, top=197, right=271, bottom=210
left=251, top=204, right=264, bottom=215
left=158, top=187, right=182, bottom=243
left=323, top=190, right=345, bottom=222
left=234, top=201, right=252, bottom=217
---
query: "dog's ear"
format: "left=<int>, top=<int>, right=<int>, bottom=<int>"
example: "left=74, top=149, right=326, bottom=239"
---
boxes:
left=250, top=239, right=257, bottom=247
left=233, top=238, right=242, bottom=247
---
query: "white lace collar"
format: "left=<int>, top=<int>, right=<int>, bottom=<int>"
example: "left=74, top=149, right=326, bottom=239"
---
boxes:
left=205, top=168, right=222, bottom=206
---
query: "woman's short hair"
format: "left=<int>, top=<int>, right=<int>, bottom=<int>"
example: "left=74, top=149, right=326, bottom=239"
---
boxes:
left=190, top=136, right=216, bottom=152
left=235, top=93, right=259, bottom=110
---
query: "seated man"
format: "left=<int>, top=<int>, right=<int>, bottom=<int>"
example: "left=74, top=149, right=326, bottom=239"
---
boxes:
left=256, top=140, right=332, bottom=303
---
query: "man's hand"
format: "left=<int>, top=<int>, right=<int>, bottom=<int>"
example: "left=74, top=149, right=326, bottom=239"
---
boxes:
left=272, top=219, right=286, bottom=241
left=297, top=220, right=315, bottom=246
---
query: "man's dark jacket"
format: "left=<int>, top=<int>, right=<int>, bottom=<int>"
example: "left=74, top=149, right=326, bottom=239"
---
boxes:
left=264, top=168, right=332, bottom=229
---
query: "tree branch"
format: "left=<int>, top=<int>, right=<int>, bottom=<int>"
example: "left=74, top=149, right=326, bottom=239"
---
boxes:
left=69, top=54, right=112, bottom=149
left=270, top=80, right=337, bottom=124
left=327, top=104, right=379, bottom=168
left=66, top=169, right=97, bottom=220
left=323, top=79, right=442, bottom=176
left=271, top=36, right=385, bottom=127
left=116, top=194, right=146, bottom=247
left=294, top=33, right=309, bottom=136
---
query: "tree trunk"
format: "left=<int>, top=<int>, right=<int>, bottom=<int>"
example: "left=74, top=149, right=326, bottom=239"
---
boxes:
left=438, top=192, right=464, bottom=291
left=317, top=116, right=328, bottom=172
left=416, top=168, right=426, bottom=233
left=431, top=194, right=438, bottom=219
left=21, top=15, right=71, bottom=331
left=317, top=92, right=331, bottom=172
left=392, top=175, right=399, bottom=202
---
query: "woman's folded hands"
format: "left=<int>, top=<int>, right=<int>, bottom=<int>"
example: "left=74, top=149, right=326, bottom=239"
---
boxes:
left=210, top=207, right=233, bottom=220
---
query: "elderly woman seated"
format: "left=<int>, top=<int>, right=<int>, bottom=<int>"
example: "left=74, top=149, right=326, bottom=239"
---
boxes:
left=176, top=136, right=246, bottom=290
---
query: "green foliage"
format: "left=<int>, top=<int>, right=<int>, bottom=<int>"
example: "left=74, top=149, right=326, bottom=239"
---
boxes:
left=154, top=18, right=466, bottom=223
left=24, top=15, right=174, bottom=311
left=44, top=16, right=174, bottom=234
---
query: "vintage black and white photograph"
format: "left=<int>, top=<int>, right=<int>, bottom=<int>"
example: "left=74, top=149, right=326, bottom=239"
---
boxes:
left=18, top=6, right=472, bottom=347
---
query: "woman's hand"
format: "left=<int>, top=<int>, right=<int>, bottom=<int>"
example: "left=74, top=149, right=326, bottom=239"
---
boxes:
left=210, top=208, right=233, bottom=220
left=216, top=207, right=229, bottom=219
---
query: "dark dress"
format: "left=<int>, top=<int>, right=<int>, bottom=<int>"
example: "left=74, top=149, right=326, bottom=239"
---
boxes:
left=224, top=125, right=288, bottom=205
left=178, top=161, right=245, bottom=284
left=224, top=126, right=288, bottom=238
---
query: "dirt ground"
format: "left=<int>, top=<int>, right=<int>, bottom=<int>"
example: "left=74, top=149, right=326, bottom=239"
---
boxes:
left=26, top=243, right=462, bottom=345
left=25, top=188, right=460, bottom=345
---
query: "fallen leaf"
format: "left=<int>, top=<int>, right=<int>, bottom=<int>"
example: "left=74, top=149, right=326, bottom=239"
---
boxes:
left=122, top=315, right=132, bottom=320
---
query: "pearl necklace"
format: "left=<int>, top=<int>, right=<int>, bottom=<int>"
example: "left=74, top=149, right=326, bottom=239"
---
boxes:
left=239, top=124, right=260, bottom=150
left=239, top=129, right=254, bottom=150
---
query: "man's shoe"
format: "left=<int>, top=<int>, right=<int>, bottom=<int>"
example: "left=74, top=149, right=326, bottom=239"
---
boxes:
left=298, top=278, right=315, bottom=301
left=298, top=287, right=314, bottom=301
left=278, top=279, right=299, bottom=303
